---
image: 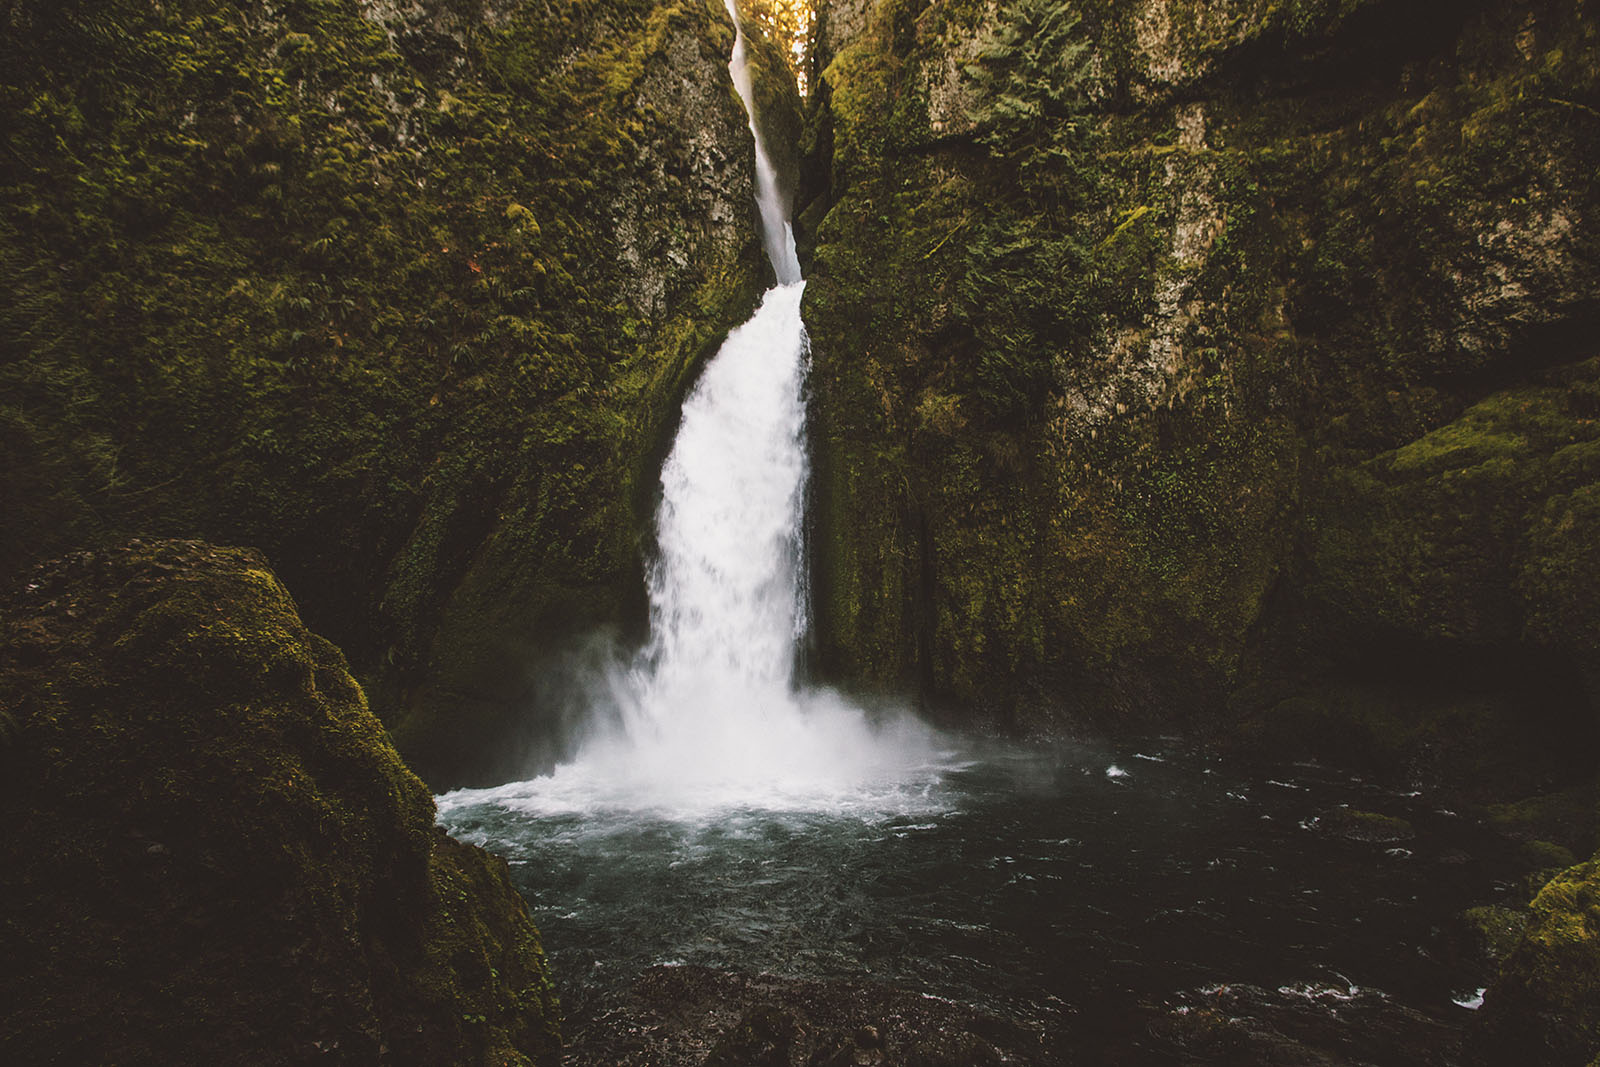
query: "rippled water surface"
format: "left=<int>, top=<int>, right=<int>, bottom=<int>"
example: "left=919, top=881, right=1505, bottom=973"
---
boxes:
left=439, top=740, right=1519, bottom=1062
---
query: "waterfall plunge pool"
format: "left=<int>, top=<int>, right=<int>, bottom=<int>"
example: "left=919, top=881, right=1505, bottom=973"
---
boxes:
left=438, top=738, right=1522, bottom=1065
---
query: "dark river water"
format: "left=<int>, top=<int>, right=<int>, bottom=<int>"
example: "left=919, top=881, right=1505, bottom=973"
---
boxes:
left=438, top=738, right=1520, bottom=1063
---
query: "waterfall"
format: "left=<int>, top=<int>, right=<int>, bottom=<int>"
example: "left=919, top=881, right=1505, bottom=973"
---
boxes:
left=724, top=0, right=802, bottom=285
left=629, top=0, right=811, bottom=721
left=440, top=0, right=944, bottom=817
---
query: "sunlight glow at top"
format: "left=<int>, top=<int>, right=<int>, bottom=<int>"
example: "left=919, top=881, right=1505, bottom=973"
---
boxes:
left=743, top=0, right=815, bottom=96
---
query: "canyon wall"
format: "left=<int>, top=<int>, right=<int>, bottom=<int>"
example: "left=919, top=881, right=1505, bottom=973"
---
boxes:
left=0, top=11, right=809, bottom=1051
left=0, top=0, right=795, bottom=784
left=802, top=0, right=1600, bottom=791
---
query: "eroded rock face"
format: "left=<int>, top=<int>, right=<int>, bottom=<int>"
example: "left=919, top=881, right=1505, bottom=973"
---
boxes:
left=0, top=540, right=560, bottom=1065
left=611, top=7, right=757, bottom=319
left=801, top=0, right=1600, bottom=752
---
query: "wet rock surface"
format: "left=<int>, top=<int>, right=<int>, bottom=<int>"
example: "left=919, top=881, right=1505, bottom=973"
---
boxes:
left=560, top=962, right=1497, bottom=1066
left=1148, top=981, right=1464, bottom=1066
left=563, top=965, right=1053, bottom=1066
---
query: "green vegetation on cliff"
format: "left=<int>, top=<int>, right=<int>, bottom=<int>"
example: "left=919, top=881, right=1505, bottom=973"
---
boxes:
left=802, top=0, right=1600, bottom=749
left=0, top=0, right=774, bottom=785
left=0, top=539, right=559, bottom=1064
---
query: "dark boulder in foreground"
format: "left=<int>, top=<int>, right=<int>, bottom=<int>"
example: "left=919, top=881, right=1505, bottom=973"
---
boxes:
left=0, top=539, right=559, bottom=1065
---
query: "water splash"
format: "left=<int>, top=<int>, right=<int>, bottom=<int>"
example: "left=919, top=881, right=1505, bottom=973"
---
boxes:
left=440, top=1, right=947, bottom=818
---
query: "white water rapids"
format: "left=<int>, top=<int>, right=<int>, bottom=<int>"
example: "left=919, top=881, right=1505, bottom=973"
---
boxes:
left=439, top=2, right=947, bottom=819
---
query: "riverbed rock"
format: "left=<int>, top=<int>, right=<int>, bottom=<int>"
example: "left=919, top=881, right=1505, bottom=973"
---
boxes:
left=563, top=964, right=1050, bottom=1066
left=1318, top=807, right=1417, bottom=845
left=0, top=539, right=560, bottom=1064
left=1153, top=980, right=1462, bottom=1066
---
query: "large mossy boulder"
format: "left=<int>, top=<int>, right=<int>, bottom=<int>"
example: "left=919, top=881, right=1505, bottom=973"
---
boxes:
left=0, top=540, right=559, bottom=1065
left=1477, top=859, right=1600, bottom=1065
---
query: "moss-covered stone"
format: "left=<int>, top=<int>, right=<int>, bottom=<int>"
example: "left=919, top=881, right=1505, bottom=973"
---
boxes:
left=1477, top=859, right=1600, bottom=1064
left=1488, top=784, right=1600, bottom=861
left=0, top=539, right=559, bottom=1064
left=1460, top=905, right=1532, bottom=970
left=1306, top=359, right=1600, bottom=662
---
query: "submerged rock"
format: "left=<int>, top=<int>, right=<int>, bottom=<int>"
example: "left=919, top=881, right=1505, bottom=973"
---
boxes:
left=0, top=539, right=559, bottom=1065
left=1318, top=808, right=1418, bottom=845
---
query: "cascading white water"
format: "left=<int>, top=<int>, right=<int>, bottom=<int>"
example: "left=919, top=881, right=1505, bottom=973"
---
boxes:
left=439, top=0, right=946, bottom=818
left=634, top=0, right=809, bottom=724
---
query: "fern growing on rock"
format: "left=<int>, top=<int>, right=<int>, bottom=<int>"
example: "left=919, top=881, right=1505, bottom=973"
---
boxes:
left=963, top=0, right=1094, bottom=196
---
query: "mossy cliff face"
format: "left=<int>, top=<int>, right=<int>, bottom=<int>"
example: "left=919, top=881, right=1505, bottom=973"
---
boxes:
left=0, top=0, right=776, bottom=785
left=800, top=0, right=1600, bottom=744
left=401, top=1, right=806, bottom=786
left=0, top=539, right=559, bottom=1065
